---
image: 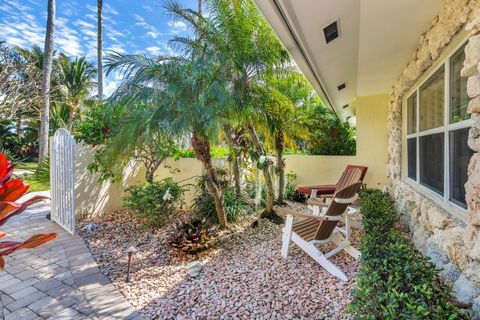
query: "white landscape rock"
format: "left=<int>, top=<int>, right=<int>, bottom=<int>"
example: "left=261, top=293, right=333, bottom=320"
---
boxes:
left=187, top=261, right=203, bottom=278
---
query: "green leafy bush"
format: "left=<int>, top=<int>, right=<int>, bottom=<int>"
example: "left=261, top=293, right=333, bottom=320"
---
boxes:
left=123, top=178, right=186, bottom=227
left=194, top=190, right=253, bottom=223
left=348, top=189, right=470, bottom=319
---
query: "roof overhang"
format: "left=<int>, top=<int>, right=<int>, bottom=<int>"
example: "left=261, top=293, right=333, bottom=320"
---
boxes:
left=254, top=0, right=443, bottom=121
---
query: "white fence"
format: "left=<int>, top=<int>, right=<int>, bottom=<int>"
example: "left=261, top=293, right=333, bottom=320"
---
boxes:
left=50, top=128, right=76, bottom=234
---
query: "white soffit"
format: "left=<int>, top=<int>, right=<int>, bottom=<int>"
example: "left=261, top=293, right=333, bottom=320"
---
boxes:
left=254, top=0, right=443, bottom=119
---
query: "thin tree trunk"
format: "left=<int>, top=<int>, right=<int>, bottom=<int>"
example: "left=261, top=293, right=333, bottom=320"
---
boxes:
left=15, top=115, right=22, bottom=138
left=231, top=153, right=241, bottom=197
left=275, top=132, right=285, bottom=204
left=38, top=0, right=56, bottom=165
left=191, top=133, right=227, bottom=228
left=67, top=104, right=77, bottom=132
left=247, top=124, right=283, bottom=223
left=223, top=125, right=241, bottom=197
left=97, top=0, right=103, bottom=100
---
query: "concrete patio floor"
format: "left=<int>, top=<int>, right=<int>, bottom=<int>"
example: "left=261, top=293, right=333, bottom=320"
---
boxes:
left=0, top=192, right=142, bottom=320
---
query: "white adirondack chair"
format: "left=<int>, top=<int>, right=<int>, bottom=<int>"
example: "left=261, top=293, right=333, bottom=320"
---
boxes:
left=278, top=181, right=362, bottom=281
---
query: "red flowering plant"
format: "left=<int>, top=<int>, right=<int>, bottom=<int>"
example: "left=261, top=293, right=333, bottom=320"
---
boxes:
left=0, top=153, right=57, bottom=269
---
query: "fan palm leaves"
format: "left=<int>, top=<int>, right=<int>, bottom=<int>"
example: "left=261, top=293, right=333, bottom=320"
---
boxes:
left=55, top=54, right=96, bottom=130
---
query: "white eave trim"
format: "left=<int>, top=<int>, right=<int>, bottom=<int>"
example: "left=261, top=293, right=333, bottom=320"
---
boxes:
left=257, top=0, right=340, bottom=120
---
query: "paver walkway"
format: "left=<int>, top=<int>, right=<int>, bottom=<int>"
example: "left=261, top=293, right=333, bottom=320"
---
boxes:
left=1, top=192, right=142, bottom=320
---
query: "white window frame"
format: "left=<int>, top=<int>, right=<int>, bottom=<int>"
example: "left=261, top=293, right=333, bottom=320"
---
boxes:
left=406, top=40, right=473, bottom=212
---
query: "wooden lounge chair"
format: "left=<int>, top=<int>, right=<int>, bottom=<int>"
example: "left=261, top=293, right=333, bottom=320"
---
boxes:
left=297, top=165, right=368, bottom=199
left=278, top=181, right=362, bottom=281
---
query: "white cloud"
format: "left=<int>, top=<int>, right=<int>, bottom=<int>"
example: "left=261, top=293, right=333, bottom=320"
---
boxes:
left=107, top=44, right=126, bottom=54
left=168, top=20, right=187, bottom=32
left=74, top=19, right=95, bottom=29
left=142, top=5, right=153, bottom=12
left=56, top=17, right=83, bottom=57
left=146, top=46, right=162, bottom=56
left=104, top=3, right=119, bottom=16
left=134, top=14, right=163, bottom=38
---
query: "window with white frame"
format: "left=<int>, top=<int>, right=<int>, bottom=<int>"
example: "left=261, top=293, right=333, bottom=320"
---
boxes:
left=406, top=43, right=473, bottom=209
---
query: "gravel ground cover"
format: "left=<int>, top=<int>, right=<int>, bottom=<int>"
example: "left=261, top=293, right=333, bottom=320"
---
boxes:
left=78, top=202, right=361, bottom=319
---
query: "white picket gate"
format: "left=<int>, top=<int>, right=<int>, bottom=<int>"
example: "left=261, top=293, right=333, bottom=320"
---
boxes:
left=50, top=128, right=76, bottom=234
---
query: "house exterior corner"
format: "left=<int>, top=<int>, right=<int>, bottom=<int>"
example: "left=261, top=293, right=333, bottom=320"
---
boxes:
left=387, top=0, right=480, bottom=308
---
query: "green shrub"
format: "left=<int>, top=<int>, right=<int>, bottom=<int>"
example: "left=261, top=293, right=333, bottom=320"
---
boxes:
left=123, top=178, right=186, bottom=227
left=285, top=172, right=297, bottom=201
left=348, top=189, right=470, bottom=319
left=194, top=190, right=253, bottom=223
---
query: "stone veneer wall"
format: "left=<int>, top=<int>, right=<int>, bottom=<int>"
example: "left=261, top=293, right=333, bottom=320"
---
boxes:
left=386, top=0, right=480, bottom=312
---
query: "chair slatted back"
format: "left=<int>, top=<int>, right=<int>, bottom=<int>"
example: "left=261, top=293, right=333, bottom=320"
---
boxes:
left=335, top=167, right=363, bottom=190
left=314, top=181, right=363, bottom=241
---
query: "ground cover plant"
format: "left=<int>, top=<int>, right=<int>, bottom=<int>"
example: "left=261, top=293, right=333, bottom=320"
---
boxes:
left=348, top=189, right=470, bottom=319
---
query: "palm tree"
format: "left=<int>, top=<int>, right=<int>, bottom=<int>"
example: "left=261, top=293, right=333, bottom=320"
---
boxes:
left=178, top=0, right=290, bottom=221
left=56, top=54, right=96, bottom=130
left=105, top=47, right=230, bottom=228
left=39, top=0, right=56, bottom=165
left=265, top=72, right=312, bottom=204
left=97, top=0, right=103, bottom=99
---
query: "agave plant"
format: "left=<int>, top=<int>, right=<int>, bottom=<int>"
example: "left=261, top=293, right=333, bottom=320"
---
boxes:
left=168, top=219, right=211, bottom=255
left=0, top=152, right=57, bottom=269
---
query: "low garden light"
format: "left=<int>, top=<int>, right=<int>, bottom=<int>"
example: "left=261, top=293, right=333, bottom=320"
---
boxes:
left=125, top=245, right=137, bottom=283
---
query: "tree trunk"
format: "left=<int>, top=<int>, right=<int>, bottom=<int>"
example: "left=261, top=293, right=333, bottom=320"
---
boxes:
left=97, top=0, right=103, bottom=100
left=15, top=115, right=22, bottom=138
left=38, top=0, right=56, bottom=165
left=223, top=125, right=241, bottom=197
left=275, top=132, right=285, bottom=204
left=67, top=104, right=77, bottom=132
left=231, top=153, right=241, bottom=197
left=247, top=123, right=283, bottom=224
left=191, top=133, right=227, bottom=228
left=145, top=169, right=154, bottom=183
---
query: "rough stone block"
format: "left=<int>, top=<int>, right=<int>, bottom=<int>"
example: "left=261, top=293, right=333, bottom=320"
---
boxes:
left=468, top=75, right=480, bottom=98
left=468, top=96, right=480, bottom=115
left=462, top=35, right=480, bottom=78
left=453, top=274, right=480, bottom=304
left=440, top=263, right=461, bottom=284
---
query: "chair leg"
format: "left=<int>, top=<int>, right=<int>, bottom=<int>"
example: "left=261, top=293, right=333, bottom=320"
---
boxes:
left=291, top=233, right=348, bottom=281
left=281, top=215, right=293, bottom=258
left=330, top=233, right=361, bottom=260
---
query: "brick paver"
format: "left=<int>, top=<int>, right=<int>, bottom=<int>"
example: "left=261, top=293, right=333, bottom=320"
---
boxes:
left=0, top=192, right=142, bottom=319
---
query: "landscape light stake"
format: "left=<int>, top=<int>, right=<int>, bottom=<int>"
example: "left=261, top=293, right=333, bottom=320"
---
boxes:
left=125, top=245, right=137, bottom=283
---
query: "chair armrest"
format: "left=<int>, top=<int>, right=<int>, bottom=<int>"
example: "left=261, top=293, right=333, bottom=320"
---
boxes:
left=277, top=207, right=326, bottom=221
left=317, top=194, right=334, bottom=198
left=277, top=208, right=343, bottom=221
left=306, top=198, right=329, bottom=207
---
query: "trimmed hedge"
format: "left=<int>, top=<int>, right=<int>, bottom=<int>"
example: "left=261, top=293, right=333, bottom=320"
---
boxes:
left=348, top=189, right=470, bottom=319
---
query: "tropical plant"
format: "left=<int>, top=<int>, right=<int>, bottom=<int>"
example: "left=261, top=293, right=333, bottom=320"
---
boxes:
left=105, top=28, right=230, bottom=227
left=39, top=0, right=56, bottom=166
left=304, top=105, right=356, bottom=155
left=195, top=189, right=253, bottom=224
left=264, top=72, right=311, bottom=204
left=175, top=0, right=291, bottom=222
left=0, top=152, right=57, bottom=269
left=168, top=218, right=211, bottom=254
left=284, top=171, right=297, bottom=201
left=123, top=178, right=186, bottom=227
left=55, top=54, right=96, bottom=130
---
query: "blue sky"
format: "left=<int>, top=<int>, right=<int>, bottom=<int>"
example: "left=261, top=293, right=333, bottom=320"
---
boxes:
left=0, top=0, right=197, bottom=95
